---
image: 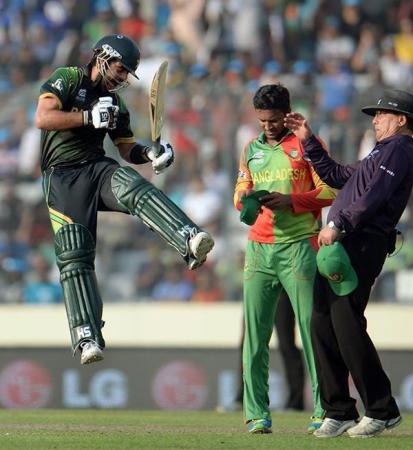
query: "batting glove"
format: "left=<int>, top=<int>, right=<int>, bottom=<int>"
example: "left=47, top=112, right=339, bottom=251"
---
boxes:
left=83, top=96, right=119, bottom=130
left=147, top=140, right=174, bottom=174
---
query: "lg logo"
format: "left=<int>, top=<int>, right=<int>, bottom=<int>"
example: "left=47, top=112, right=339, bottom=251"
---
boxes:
left=63, top=369, right=128, bottom=408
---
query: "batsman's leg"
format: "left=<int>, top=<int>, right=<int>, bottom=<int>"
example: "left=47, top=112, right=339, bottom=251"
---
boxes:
left=55, top=223, right=105, bottom=364
left=111, top=166, right=214, bottom=269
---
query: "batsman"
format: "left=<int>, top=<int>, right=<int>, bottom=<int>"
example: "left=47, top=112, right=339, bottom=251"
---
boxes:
left=34, top=34, right=214, bottom=365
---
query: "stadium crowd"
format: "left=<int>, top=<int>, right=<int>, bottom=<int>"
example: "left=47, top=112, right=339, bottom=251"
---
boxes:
left=0, top=0, right=412, bottom=304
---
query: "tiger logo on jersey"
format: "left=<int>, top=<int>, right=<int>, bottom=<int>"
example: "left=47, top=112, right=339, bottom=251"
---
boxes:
left=288, top=149, right=300, bottom=160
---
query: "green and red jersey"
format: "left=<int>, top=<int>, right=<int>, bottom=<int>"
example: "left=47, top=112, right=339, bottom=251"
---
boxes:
left=234, top=131, right=336, bottom=244
left=39, top=65, right=135, bottom=171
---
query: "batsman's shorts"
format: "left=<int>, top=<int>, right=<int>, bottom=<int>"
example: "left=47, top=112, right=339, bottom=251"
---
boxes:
left=42, top=157, right=126, bottom=238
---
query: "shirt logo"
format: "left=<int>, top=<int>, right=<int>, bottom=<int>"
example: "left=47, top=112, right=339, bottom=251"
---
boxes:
left=51, top=79, right=63, bottom=92
left=75, top=89, right=87, bottom=102
left=238, top=170, right=247, bottom=179
left=249, top=151, right=265, bottom=165
left=380, top=165, right=395, bottom=176
left=289, top=149, right=299, bottom=159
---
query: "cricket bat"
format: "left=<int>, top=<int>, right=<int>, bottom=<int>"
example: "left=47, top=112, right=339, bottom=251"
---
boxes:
left=149, top=60, right=169, bottom=156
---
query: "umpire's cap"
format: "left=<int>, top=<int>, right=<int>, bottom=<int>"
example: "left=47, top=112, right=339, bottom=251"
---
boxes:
left=362, top=89, right=413, bottom=119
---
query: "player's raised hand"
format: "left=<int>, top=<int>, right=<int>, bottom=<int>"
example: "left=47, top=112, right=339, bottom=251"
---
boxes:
left=284, top=112, right=313, bottom=141
left=147, top=139, right=174, bottom=174
left=84, top=97, right=119, bottom=130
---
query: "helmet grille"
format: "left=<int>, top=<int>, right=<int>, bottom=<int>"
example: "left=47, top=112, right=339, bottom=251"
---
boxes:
left=96, top=45, right=129, bottom=92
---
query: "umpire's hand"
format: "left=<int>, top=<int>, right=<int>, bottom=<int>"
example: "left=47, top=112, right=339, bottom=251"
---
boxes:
left=318, top=226, right=339, bottom=246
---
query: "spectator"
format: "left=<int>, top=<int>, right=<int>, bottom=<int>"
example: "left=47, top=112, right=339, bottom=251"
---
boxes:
left=378, top=36, right=413, bottom=89
left=151, top=264, right=194, bottom=301
left=191, top=268, right=223, bottom=302
left=23, top=253, right=62, bottom=304
left=181, top=175, right=223, bottom=228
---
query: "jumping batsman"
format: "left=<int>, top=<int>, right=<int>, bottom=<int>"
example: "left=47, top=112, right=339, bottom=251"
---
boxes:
left=35, top=34, right=214, bottom=365
left=233, top=84, right=336, bottom=433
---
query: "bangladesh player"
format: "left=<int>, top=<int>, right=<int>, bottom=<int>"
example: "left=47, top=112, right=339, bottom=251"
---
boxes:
left=233, top=84, right=336, bottom=433
left=34, top=34, right=214, bottom=365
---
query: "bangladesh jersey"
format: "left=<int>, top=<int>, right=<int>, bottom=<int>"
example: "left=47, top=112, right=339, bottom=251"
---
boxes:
left=234, top=131, right=336, bottom=244
left=39, top=65, right=135, bottom=171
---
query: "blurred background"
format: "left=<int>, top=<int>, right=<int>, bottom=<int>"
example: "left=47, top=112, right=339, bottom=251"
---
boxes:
left=0, top=0, right=412, bottom=413
left=0, top=0, right=412, bottom=306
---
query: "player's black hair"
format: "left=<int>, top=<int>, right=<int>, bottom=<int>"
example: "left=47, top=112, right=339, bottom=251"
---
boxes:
left=253, top=84, right=291, bottom=113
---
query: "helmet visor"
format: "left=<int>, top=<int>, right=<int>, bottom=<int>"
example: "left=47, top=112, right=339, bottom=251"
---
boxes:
left=96, top=45, right=131, bottom=92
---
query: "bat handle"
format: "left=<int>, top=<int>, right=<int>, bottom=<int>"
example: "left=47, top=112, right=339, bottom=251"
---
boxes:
left=151, top=138, right=161, bottom=157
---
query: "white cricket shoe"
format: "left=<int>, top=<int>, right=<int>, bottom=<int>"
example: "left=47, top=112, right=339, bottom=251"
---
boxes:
left=188, top=231, right=214, bottom=270
left=80, top=341, right=104, bottom=365
left=313, top=418, right=357, bottom=438
left=347, top=415, right=402, bottom=438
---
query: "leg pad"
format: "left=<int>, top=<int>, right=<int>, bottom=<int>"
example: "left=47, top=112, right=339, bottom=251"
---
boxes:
left=55, top=223, right=105, bottom=352
left=111, top=167, right=199, bottom=258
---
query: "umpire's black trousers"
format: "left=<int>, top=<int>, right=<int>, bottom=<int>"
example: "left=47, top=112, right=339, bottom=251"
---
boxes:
left=311, top=230, right=400, bottom=421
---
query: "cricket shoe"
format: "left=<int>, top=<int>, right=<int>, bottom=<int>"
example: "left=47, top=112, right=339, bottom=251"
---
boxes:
left=247, top=419, right=272, bottom=434
left=80, top=340, right=104, bottom=365
left=187, top=231, right=214, bottom=270
left=313, top=418, right=357, bottom=438
left=347, top=415, right=402, bottom=438
left=307, top=416, right=324, bottom=433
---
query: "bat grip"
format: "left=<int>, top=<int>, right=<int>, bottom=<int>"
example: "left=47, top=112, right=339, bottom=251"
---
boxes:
left=151, top=139, right=161, bottom=157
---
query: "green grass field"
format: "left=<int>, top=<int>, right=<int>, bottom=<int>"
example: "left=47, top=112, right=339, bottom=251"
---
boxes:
left=0, top=410, right=412, bottom=450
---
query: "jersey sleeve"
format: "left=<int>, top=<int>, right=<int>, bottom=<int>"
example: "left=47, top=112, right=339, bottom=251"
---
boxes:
left=303, top=135, right=358, bottom=188
left=290, top=139, right=336, bottom=213
left=290, top=165, right=337, bottom=213
left=39, top=67, right=79, bottom=110
left=109, top=94, right=135, bottom=145
left=233, top=143, right=254, bottom=210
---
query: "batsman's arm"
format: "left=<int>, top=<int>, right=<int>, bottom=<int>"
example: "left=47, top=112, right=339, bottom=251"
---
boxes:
left=36, top=95, right=119, bottom=131
left=35, top=95, right=84, bottom=130
left=118, top=142, right=152, bottom=165
left=118, top=141, right=175, bottom=174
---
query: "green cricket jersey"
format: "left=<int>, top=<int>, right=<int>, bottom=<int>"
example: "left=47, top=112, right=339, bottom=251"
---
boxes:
left=234, top=131, right=336, bottom=244
left=39, top=65, right=135, bottom=171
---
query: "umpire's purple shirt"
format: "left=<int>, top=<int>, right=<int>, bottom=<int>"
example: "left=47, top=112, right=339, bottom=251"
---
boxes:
left=303, top=134, right=413, bottom=234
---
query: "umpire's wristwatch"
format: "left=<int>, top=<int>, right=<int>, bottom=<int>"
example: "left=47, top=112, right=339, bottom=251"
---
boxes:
left=327, top=220, right=344, bottom=234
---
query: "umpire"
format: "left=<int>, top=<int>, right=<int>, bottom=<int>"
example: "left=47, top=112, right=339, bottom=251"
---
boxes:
left=34, top=35, right=214, bottom=365
left=285, top=89, right=413, bottom=438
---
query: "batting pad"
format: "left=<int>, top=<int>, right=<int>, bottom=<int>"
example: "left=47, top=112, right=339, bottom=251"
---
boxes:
left=55, top=223, right=105, bottom=353
left=111, top=166, right=198, bottom=257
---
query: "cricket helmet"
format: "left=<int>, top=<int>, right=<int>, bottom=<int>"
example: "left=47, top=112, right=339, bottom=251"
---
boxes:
left=93, top=34, right=140, bottom=91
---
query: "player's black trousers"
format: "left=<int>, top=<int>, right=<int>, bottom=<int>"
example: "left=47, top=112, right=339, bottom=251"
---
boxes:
left=43, top=157, right=127, bottom=239
left=311, top=230, right=400, bottom=421
left=275, top=291, right=305, bottom=411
